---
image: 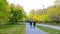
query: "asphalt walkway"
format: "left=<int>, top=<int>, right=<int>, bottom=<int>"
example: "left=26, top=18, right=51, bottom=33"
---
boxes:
left=26, top=23, right=47, bottom=34
left=37, top=24, right=60, bottom=30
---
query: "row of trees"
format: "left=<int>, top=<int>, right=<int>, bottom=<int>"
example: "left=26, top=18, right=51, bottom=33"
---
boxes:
left=0, top=0, right=27, bottom=26
left=28, top=5, right=60, bottom=24
left=28, top=9, right=49, bottom=21
left=47, top=5, right=60, bottom=24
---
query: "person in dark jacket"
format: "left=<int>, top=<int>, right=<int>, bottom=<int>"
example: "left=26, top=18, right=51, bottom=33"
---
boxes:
left=33, top=21, right=36, bottom=28
left=30, top=21, right=32, bottom=28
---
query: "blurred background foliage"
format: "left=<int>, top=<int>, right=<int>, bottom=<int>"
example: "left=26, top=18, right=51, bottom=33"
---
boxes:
left=0, top=0, right=60, bottom=27
left=28, top=5, right=60, bottom=24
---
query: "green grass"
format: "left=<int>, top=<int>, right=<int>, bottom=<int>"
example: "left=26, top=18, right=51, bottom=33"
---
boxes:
left=37, top=25, right=60, bottom=34
left=0, top=24, right=26, bottom=34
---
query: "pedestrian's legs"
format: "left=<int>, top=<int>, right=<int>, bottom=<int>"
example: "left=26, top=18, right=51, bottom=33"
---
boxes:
left=30, top=23, right=32, bottom=28
left=34, top=25, right=35, bottom=28
left=30, top=22, right=32, bottom=28
left=30, top=25, right=32, bottom=28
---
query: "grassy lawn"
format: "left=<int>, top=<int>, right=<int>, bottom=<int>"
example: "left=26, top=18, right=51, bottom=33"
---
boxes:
left=37, top=25, right=60, bottom=34
left=0, top=24, right=26, bottom=34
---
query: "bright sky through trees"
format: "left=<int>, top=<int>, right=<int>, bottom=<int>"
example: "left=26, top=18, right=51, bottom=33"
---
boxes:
left=7, top=0, right=55, bottom=14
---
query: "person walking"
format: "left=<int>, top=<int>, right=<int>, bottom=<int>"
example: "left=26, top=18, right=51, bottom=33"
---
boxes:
left=30, top=20, right=32, bottom=28
left=33, top=21, right=36, bottom=28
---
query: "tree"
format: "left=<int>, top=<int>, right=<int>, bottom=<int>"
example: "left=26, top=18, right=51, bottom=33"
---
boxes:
left=47, top=5, right=60, bottom=24
left=0, top=0, right=27, bottom=26
left=0, top=0, right=11, bottom=25
left=9, top=4, right=27, bottom=24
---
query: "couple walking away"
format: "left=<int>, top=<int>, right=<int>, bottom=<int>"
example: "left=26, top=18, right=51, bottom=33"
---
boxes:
left=30, top=21, right=36, bottom=28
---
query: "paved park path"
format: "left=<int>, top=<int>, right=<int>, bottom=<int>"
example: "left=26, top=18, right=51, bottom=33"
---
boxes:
left=26, top=23, right=47, bottom=34
left=37, top=24, right=60, bottom=30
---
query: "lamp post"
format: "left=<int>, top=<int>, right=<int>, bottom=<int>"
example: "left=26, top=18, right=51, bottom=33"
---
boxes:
left=42, top=5, right=44, bottom=29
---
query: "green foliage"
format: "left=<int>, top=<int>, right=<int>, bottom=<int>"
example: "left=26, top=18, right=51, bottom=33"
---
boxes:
left=28, top=5, right=60, bottom=24
left=9, top=4, right=27, bottom=24
left=0, top=0, right=27, bottom=25
left=47, top=5, right=60, bottom=23
left=0, top=0, right=10, bottom=25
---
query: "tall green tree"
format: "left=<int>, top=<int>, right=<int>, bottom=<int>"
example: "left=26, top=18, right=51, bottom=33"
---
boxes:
left=9, top=4, right=26, bottom=24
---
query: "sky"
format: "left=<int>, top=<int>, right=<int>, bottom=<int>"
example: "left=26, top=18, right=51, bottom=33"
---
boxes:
left=7, top=0, right=55, bottom=14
